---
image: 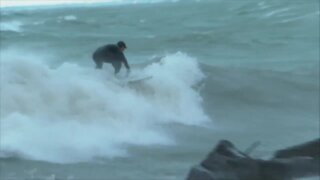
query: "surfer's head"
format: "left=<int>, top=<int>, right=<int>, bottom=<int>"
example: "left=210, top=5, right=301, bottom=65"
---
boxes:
left=117, top=41, right=127, bottom=52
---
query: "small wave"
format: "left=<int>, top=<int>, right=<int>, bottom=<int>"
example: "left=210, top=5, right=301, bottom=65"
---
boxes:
left=200, top=64, right=319, bottom=110
left=264, top=7, right=291, bottom=17
left=279, top=12, right=319, bottom=23
left=0, top=21, right=23, bottom=32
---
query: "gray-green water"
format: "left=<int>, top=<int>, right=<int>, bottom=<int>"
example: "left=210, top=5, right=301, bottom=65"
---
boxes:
left=0, top=0, right=319, bottom=179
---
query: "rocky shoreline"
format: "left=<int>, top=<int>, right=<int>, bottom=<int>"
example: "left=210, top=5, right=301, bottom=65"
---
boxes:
left=186, top=139, right=319, bottom=180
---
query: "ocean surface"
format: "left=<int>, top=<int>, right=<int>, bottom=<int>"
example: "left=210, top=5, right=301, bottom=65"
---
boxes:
left=0, top=0, right=319, bottom=179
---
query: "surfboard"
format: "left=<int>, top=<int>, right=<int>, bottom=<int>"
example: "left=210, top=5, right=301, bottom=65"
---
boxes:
left=127, top=76, right=152, bottom=83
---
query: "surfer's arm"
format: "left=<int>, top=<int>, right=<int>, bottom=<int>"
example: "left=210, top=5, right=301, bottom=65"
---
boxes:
left=118, top=52, right=130, bottom=70
left=123, top=58, right=130, bottom=70
left=119, top=53, right=130, bottom=77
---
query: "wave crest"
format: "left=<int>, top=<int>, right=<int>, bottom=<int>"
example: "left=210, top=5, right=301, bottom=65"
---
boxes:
left=0, top=50, right=209, bottom=163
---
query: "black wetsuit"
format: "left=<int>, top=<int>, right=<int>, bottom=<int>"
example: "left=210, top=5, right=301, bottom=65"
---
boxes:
left=92, top=44, right=130, bottom=74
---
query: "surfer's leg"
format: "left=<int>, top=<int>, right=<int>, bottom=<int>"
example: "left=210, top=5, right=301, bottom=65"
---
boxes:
left=111, top=61, right=122, bottom=75
left=93, top=58, right=103, bottom=69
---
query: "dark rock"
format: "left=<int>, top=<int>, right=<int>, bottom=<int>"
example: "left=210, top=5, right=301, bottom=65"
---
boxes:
left=273, top=138, right=320, bottom=159
left=260, top=157, right=319, bottom=180
left=187, top=165, right=237, bottom=180
left=186, top=139, right=320, bottom=180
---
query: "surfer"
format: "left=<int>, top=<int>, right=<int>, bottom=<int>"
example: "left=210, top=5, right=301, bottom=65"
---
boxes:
left=92, top=41, right=130, bottom=75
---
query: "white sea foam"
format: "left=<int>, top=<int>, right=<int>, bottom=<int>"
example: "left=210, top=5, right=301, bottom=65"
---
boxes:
left=0, top=49, right=208, bottom=163
left=63, top=15, right=78, bottom=21
left=57, top=15, right=78, bottom=22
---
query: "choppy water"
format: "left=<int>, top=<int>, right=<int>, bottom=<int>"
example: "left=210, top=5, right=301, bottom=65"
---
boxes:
left=0, top=0, right=319, bottom=179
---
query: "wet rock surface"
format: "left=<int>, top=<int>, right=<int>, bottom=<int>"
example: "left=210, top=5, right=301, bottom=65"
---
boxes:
left=186, top=139, right=320, bottom=180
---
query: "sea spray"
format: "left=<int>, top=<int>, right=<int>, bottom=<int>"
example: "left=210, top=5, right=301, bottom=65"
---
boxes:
left=0, top=50, right=209, bottom=163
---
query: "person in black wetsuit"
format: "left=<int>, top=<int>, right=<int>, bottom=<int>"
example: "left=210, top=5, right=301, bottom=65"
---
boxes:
left=92, top=41, right=130, bottom=75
